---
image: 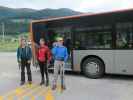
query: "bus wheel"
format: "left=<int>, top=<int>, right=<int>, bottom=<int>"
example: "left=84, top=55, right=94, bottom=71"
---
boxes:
left=82, top=57, right=105, bottom=79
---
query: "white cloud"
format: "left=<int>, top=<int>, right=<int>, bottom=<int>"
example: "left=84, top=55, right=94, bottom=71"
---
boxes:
left=76, top=0, right=133, bottom=12
left=0, top=0, right=133, bottom=12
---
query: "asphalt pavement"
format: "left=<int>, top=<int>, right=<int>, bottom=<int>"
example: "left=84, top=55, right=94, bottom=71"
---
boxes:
left=0, top=52, right=133, bottom=100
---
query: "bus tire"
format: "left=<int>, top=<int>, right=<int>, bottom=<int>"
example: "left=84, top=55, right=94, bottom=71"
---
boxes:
left=82, top=57, right=105, bottom=79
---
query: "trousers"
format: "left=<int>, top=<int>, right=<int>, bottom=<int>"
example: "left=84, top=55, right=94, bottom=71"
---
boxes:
left=53, top=60, right=65, bottom=86
left=21, top=59, right=32, bottom=82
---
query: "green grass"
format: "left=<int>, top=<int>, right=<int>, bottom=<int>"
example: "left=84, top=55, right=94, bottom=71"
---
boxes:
left=0, top=40, right=18, bottom=52
left=0, top=33, right=29, bottom=52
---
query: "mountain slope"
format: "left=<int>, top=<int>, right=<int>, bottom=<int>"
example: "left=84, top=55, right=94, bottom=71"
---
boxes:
left=0, top=6, right=82, bottom=35
left=0, top=6, right=81, bottom=20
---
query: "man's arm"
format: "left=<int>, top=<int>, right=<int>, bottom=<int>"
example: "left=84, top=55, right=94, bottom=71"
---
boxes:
left=17, top=48, right=21, bottom=69
left=47, top=47, right=52, bottom=62
left=52, top=47, right=56, bottom=56
left=17, top=48, right=20, bottom=62
left=27, top=47, right=32, bottom=63
left=29, top=47, right=32, bottom=60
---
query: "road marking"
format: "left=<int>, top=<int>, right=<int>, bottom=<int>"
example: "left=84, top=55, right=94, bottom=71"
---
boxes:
left=45, top=87, right=54, bottom=100
left=15, top=88, right=24, bottom=95
left=7, top=84, right=36, bottom=100
left=2, top=83, right=29, bottom=98
left=31, top=96, right=35, bottom=100
left=3, top=84, right=36, bottom=99
left=1, top=84, right=55, bottom=100
left=21, top=85, right=44, bottom=99
left=7, top=96, right=13, bottom=100
left=4, top=84, right=38, bottom=100
left=0, top=96, right=3, bottom=100
left=16, top=84, right=37, bottom=100
left=57, top=84, right=64, bottom=93
left=33, top=85, right=47, bottom=96
left=18, top=84, right=39, bottom=99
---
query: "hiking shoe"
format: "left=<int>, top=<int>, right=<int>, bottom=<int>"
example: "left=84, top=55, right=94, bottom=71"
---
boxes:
left=28, top=81, right=32, bottom=85
left=20, top=81, right=25, bottom=86
left=52, top=84, right=56, bottom=90
left=40, top=81, right=45, bottom=85
left=61, top=85, right=66, bottom=90
left=46, top=80, right=49, bottom=87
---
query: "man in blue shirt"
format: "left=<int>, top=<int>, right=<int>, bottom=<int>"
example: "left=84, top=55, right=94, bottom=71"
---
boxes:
left=52, top=37, right=68, bottom=90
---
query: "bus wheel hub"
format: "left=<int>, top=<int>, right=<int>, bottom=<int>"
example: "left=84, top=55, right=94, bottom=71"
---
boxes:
left=86, top=62, right=99, bottom=74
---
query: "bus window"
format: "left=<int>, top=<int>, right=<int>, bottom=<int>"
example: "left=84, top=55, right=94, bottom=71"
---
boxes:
left=116, top=22, right=133, bottom=49
left=74, top=31, right=112, bottom=49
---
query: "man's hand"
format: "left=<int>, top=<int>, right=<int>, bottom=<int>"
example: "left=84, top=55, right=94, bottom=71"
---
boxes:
left=47, top=60, right=50, bottom=68
left=27, top=60, right=31, bottom=64
left=18, top=62, right=21, bottom=70
left=18, top=59, right=21, bottom=63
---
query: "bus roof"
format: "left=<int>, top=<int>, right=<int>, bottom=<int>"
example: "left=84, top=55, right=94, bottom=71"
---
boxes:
left=31, top=8, right=133, bottom=23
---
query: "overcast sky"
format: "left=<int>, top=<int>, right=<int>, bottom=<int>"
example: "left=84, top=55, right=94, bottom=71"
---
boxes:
left=0, top=0, right=133, bottom=12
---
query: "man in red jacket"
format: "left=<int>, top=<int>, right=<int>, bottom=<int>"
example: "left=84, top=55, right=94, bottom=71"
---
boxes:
left=37, top=38, right=51, bottom=86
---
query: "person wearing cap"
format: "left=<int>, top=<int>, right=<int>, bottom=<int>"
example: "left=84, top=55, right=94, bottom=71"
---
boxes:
left=17, top=37, right=32, bottom=85
left=52, top=37, right=68, bottom=90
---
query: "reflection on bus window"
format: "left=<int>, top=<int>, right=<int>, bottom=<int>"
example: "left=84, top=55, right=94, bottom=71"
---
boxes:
left=116, top=22, right=133, bottom=49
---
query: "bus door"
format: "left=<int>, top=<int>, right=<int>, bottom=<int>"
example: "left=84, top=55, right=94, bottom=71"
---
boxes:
left=115, top=22, right=133, bottom=74
left=64, top=36, right=73, bottom=70
left=46, top=30, right=73, bottom=71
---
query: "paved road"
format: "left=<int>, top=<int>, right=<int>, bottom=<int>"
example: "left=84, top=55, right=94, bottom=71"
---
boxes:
left=0, top=52, right=133, bottom=100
